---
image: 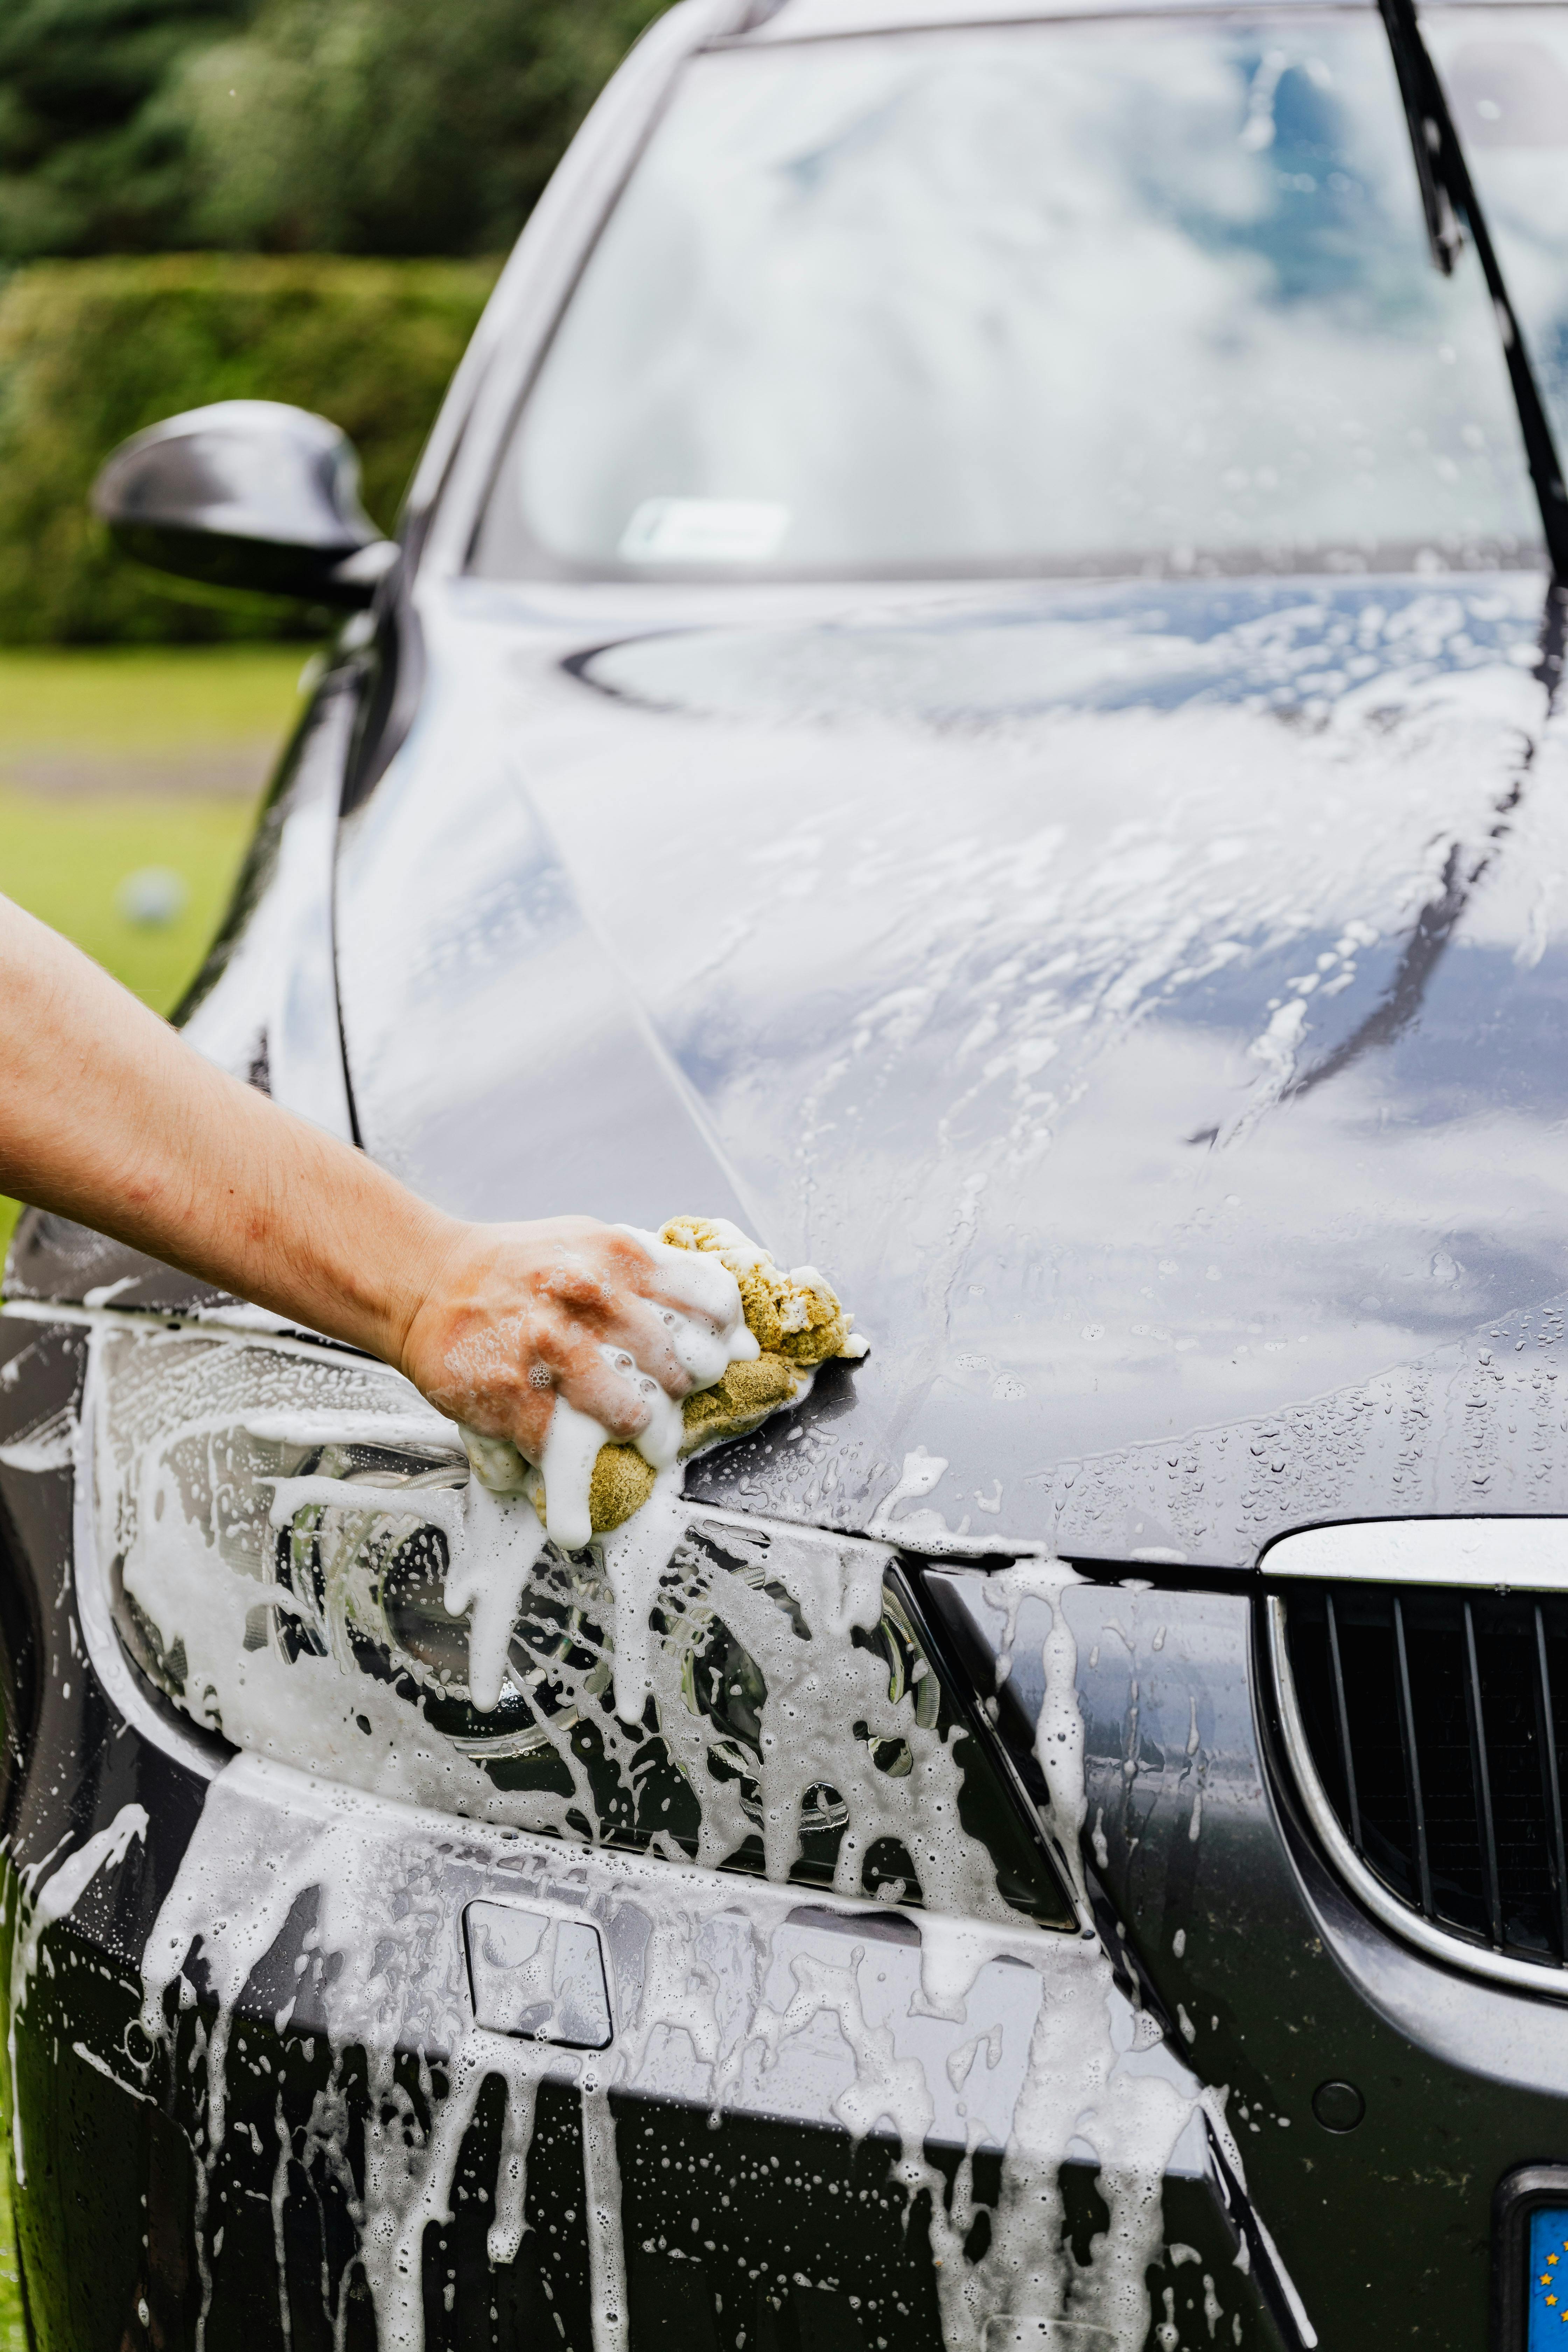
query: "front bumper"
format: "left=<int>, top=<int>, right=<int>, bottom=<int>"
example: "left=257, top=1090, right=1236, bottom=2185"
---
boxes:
left=937, top=1566, right=1568, bottom=2347
left=4, top=1752, right=1270, bottom=2352
left=4, top=1306, right=1564, bottom=2352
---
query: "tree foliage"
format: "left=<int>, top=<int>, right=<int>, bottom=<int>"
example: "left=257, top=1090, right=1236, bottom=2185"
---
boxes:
left=0, top=0, right=668, bottom=261
left=0, top=0, right=257, bottom=258
left=183, top=0, right=667, bottom=256
left=0, top=0, right=667, bottom=640
left=0, top=253, right=497, bottom=640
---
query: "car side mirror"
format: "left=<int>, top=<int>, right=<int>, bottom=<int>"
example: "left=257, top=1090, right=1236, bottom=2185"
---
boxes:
left=92, top=399, right=397, bottom=607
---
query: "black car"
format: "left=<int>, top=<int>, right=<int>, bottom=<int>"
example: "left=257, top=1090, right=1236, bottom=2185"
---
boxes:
left=6, top=0, right=1568, bottom=2345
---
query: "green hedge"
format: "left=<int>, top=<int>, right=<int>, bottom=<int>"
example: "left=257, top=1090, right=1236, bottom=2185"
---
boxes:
left=0, top=253, right=500, bottom=643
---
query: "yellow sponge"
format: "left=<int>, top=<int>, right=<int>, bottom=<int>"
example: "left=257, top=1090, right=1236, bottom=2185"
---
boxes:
left=537, top=1217, right=863, bottom=1536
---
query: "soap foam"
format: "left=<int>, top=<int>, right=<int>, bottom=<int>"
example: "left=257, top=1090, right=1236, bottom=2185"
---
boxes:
left=65, top=1326, right=1271, bottom=2352
left=458, top=1215, right=863, bottom=1547
left=121, top=1757, right=1213, bottom=2352
left=8, top=1802, right=148, bottom=2183
left=468, top=1226, right=761, bottom=1553
left=90, top=1324, right=1018, bottom=1914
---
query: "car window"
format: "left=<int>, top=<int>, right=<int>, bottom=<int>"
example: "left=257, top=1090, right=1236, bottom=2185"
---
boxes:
left=1427, top=6, right=1568, bottom=460
left=472, top=13, right=1539, bottom=584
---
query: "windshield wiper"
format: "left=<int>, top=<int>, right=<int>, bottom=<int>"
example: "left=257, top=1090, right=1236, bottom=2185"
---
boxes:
left=1379, top=0, right=1568, bottom=580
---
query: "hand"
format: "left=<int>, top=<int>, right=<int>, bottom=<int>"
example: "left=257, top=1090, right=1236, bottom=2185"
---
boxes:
left=0, top=895, right=754, bottom=1517
left=398, top=1214, right=752, bottom=1469
left=0, top=895, right=811, bottom=1692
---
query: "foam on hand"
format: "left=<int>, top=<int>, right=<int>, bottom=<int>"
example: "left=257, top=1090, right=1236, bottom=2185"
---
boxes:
left=460, top=1216, right=866, bottom=1551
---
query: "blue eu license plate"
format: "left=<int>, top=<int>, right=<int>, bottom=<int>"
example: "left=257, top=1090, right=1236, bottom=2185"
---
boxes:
left=1529, top=2210, right=1568, bottom=2345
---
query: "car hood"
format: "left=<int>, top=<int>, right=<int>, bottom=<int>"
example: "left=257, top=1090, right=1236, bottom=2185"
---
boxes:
left=334, top=569, right=1568, bottom=1565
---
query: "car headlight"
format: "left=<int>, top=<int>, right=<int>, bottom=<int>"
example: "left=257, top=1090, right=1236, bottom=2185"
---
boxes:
left=86, top=1322, right=1068, bottom=1927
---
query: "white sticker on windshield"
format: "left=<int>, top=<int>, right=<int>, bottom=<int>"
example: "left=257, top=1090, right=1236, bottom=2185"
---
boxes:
left=618, top=497, right=789, bottom=565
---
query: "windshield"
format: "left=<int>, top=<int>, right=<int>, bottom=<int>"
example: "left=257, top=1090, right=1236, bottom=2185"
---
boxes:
left=1426, top=6, right=1568, bottom=452
left=471, top=12, right=1543, bottom=584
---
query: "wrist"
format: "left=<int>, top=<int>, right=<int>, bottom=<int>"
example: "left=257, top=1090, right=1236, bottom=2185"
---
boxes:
left=385, top=1207, right=474, bottom=1385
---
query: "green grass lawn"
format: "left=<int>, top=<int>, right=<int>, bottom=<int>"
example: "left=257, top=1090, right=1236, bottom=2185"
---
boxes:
left=0, top=643, right=308, bottom=756
left=0, top=2163, right=22, bottom=2352
left=0, top=644, right=308, bottom=1262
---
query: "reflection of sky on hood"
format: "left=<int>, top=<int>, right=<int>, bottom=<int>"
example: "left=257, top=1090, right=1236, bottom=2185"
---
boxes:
left=917, top=1002, right=1568, bottom=1400
left=648, top=698, right=1564, bottom=1440
left=559, top=583, right=1568, bottom=1511
left=342, top=571, right=1568, bottom=1554
left=486, top=13, right=1539, bottom=578
left=584, top=577, right=1547, bottom=720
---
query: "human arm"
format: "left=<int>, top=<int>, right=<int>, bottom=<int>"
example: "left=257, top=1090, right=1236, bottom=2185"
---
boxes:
left=0, top=892, right=732, bottom=1457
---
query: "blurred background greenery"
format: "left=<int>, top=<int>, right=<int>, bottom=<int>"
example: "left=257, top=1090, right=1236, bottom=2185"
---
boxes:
left=0, top=254, right=498, bottom=640
left=0, top=643, right=304, bottom=1257
left=0, top=0, right=663, bottom=264
left=0, top=8, right=674, bottom=1339
left=0, top=2165, right=20, bottom=2352
left=0, top=0, right=668, bottom=643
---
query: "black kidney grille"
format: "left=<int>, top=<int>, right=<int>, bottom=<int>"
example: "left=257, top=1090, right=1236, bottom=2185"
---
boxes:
left=1283, top=1583, right=1568, bottom=1967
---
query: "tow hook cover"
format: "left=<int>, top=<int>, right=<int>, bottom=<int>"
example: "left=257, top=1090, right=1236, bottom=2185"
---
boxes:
left=463, top=1900, right=613, bottom=2049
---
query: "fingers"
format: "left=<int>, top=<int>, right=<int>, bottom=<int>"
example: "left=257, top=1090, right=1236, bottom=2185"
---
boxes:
left=601, top=1293, right=706, bottom=1399
left=552, top=1334, right=679, bottom=1454
left=597, top=1225, right=759, bottom=1392
left=526, top=1223, right=750, bottom=1402
left=609, top=1223, right=749, bottom=1336
left=403, top=1215, right=755, bottom=1484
